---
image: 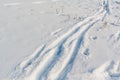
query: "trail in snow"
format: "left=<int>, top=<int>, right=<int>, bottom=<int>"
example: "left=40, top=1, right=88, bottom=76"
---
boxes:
left=3, top=3, right=21, bottom=6
left=51, top=28, right=63, bottom=36
left=10, top=0, right=112, bottom=80
left=3, top=1, right=45, bottom=7
left=3, top=0, right=60, bottom=7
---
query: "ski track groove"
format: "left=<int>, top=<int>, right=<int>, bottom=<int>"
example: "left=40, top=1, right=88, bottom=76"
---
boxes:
left=11, top=0, right=111, bottom=80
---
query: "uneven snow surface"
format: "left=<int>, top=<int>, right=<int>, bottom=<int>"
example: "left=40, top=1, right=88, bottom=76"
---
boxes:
left=0, top=0, right=120, bottom=80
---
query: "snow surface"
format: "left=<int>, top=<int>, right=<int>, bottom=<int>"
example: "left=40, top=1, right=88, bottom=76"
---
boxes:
left=0, top=0, right=120, bottom=80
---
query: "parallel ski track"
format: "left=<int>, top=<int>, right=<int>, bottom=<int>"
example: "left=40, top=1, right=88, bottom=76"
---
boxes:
left=11, top=0, right=110, bottom=80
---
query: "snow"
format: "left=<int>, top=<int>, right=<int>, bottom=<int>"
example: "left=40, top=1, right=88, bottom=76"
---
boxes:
left=0, top=0, right=120, bottom=80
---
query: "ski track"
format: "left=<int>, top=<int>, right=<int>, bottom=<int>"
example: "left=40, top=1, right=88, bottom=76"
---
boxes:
left=3, top=1, right=45, bottom=7
left=3, top=3, right=21, bottom=6
left=10, top=0, right=113, bottom=80
left=51, top=28, right=63, bottom=36
left=3, top=0, right=60, bottom=7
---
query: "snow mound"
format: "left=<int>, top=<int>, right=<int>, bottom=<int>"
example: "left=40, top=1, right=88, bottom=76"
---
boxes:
left=91, top=60, right=120, bottom=80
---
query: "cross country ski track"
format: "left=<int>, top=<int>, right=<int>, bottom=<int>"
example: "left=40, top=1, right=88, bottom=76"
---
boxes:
left=9, top=0, right=120, bottom=80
